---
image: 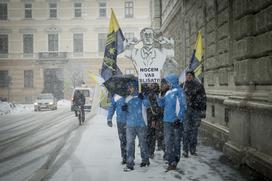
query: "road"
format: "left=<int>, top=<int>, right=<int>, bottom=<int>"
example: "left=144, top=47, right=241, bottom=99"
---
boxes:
left=0, top=107, right=87, bottom=181
left=0, top=107, right=248, bottom=181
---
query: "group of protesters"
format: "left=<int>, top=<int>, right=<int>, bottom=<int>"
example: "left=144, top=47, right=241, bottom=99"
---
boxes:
left=106, top=69, right=206, bottom=172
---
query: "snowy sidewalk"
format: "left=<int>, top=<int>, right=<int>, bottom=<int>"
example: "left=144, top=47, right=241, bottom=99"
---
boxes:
left=48, top=110, right=246, bottom=181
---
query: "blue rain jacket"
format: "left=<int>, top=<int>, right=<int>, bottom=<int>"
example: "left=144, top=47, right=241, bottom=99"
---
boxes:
left=107, top=94, right=127, bottom=123
left=126, top=92, right=150, bottom=127
left=157, top=74, right=187, bottom=122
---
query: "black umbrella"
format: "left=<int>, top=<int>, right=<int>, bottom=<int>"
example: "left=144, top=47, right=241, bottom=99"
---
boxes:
left=103, top=74, right=138, bottom=96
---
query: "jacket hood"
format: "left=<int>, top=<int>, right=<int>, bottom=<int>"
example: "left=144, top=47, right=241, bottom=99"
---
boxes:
left=165, top=74, right=179, bottom=88
left=127, top=80, right=139, bottom=89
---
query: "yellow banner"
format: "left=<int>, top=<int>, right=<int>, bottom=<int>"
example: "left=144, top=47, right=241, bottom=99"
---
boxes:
left=109, top=9, right=121, bottom=33
left=195, top=31, right=203, bottom=62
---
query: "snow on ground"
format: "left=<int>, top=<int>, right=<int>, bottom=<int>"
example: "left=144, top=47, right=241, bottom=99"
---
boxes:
left=0, top=101, right=33, bottom=116
left=0, top=101, right=11, bottom=115
left=49, top=110, right=246, bottom=181
left=10, top=104, right=33, bottom=114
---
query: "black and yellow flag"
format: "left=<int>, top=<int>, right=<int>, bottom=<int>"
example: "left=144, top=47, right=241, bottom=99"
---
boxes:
left=101, top=9, right=125, bottom=81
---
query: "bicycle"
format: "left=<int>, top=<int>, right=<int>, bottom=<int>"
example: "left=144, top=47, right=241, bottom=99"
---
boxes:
left=75, top=105, right=85, bottom=125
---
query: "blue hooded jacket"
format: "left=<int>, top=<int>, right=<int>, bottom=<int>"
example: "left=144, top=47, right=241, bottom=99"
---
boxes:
left=126, top=80, right=150, bottom=127
left=157, top=74, right=187, bottom=122
left=107, top=94, right=127, bottom=123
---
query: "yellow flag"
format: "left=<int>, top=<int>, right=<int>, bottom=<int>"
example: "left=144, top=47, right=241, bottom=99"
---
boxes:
left=109, top=9, right=121, bottom=33
left=194, top=31, right=203, bottom=62
left=88, top=71, right=105, bottom=85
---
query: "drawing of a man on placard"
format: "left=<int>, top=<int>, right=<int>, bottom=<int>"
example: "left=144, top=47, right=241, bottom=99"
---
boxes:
left=124, top=27, right=177, bottom=84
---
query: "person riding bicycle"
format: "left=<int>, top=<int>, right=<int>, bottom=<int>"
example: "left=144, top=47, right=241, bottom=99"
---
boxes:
left=73, top=90, right=86, bottom=122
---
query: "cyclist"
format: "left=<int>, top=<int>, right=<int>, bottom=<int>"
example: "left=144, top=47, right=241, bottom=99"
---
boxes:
left=73, top=90, right=86, bottom=124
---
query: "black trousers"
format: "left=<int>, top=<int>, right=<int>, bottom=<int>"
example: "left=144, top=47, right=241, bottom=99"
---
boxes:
left=117, top=122, right=127, bottom=160
left=147, top=113, right=164, bottom=156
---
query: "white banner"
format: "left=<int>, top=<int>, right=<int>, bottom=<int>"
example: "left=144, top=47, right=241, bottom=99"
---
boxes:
left=138, top=67, right=161, bottom=84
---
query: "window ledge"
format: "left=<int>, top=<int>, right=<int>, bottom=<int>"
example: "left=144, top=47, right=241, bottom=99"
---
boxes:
left=0, top=54, right=9, bottom=58
left=23, top=18, right=34, bottom=20
left=48, top=18, right=59, bottom=20
left=73, top=52, right=83, bottom=57
left=96, top=17, right=108, bottom=20
left=72, top=17, right=83, bottom=20
left=23, top=54, right=34, bottom=58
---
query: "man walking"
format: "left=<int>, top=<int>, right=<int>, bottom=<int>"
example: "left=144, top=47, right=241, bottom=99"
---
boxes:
left=107, top=94, right=127, bottom=164
left=183, top=69, right=207, bottom=157
left=123, top=80, right=150, bottom=171
left=145, top=83, right=162, bottom=159
left=157, top=74, right=187, bottom=171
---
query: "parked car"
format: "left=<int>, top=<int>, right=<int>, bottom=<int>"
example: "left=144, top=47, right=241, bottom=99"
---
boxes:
left=34, top=93, right=57, bottom=111
left=71, top=86, right=94, bottom=112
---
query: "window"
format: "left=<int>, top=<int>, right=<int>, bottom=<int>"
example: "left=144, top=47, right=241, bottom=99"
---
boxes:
left=124, top=32, right=134, bottom=41
left=125, top=68, right=135, bottom=75
left=125, top=1, right=133, bottom=18
left=0, top=3, right=8, bottom=20
left=49, top=3, right=57, bottom=18
left=0, top=35, right=8, bottom=54
left=48, top=34, right=58, bottom=52
left=0, top=71, right=9, bottom=88
left=24, top=3, right=32, bottom=19
left=23, top=34, right=33, bottom=54
left=99, top=2, right=106, bottom=17
left=73, top=33, right=83, bottom=53
left=98, top=33, right=107, bottom=54
left=74, top=3, right=82, bottom=18
left=24, top=70, right=33, bottom=88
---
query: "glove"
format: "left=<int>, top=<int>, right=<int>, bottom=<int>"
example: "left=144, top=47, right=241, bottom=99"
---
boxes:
left=107, top=121, right=113, bottom=127
left=121, top=104, right=128, bottom=112
left=173, top=119, right=181, bottom=129
left=138, top=93, right=144, bottom=100
left=200, top=111, right=206, bottom=119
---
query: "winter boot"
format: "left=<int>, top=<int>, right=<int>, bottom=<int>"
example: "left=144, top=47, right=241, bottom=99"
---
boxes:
left=123, top=166, right=134, bottom=172
left=166, top=164, right=176, bottom=171
left=140, top=161, right=150, bottom=167
left=121, top=158, right=126, bottom=165
left=182, top=152, right=188, bottom=158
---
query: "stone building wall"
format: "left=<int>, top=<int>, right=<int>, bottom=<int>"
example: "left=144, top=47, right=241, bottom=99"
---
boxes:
left=152, top=0, right=272, bottom=179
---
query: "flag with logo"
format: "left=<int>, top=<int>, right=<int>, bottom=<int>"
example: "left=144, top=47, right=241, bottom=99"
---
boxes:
left=100, top=9, right=125, bottom=82
left=189, top=31, right=204, bottom=82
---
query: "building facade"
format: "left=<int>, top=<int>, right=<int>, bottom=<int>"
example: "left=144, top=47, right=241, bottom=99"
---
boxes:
left=151, top=0, right=272, bottom=179
left=0, top=0, right=150, bottom=102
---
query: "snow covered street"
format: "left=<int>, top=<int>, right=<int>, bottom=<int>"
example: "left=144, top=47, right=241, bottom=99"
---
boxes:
left=0, top=101, right=85, bottom=181
left=47, top=109, right=247, bottom=181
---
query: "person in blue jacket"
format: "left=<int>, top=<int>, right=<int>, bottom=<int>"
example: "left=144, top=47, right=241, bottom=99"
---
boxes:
left=157, top=74, right=187, bottom=171
left=122, top=80, right=150, bottom=171
left=107, top=94, right=127, bottom=165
